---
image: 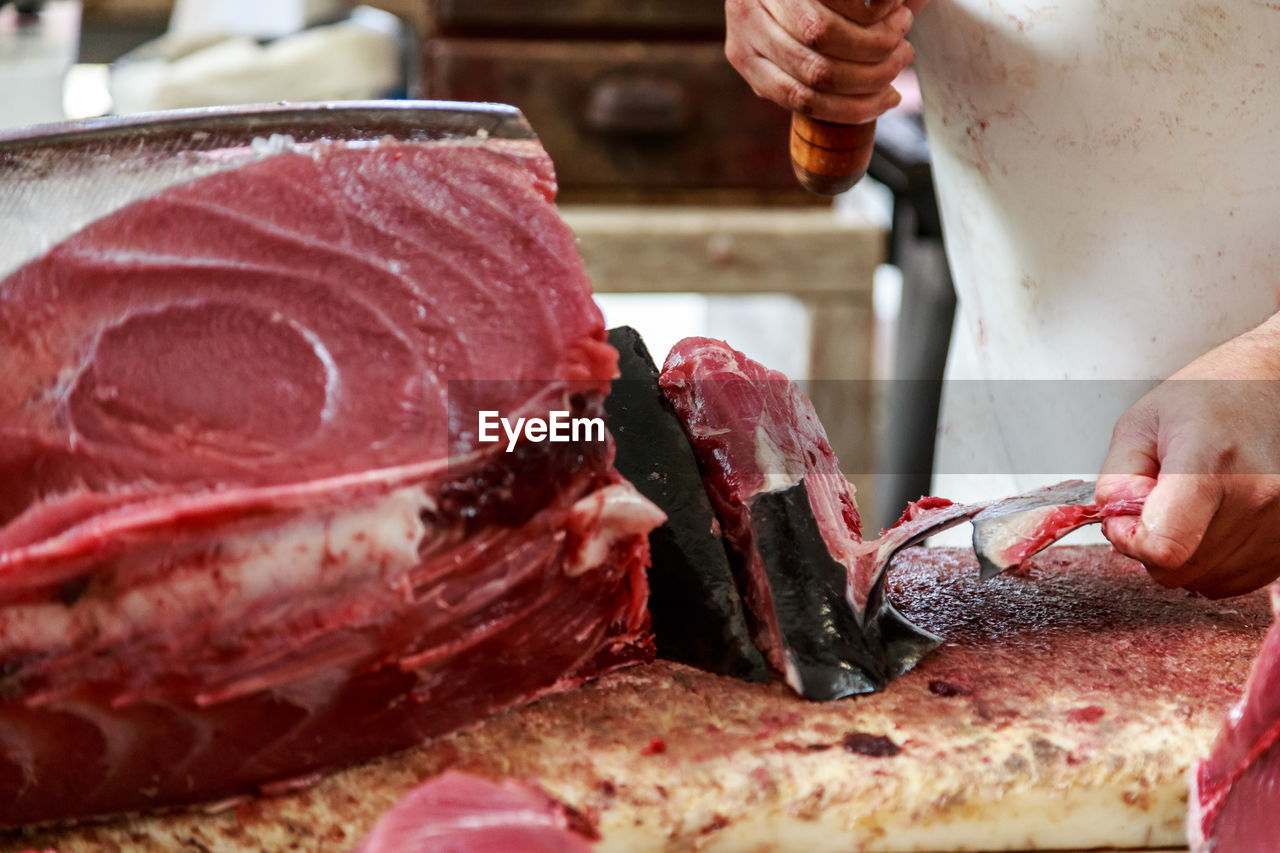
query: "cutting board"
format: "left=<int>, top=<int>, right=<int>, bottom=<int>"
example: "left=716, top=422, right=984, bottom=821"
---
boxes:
left=4, top=546, right=1266, bottom=852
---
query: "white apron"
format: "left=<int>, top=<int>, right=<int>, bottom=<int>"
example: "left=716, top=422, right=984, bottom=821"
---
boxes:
left=909, top=0, right=1280, bottom=514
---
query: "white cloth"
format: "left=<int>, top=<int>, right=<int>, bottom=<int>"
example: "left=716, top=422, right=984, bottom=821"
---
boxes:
left=110, top=7, right=401, bottom=115
left=910, top=0, right=1280, bottom=519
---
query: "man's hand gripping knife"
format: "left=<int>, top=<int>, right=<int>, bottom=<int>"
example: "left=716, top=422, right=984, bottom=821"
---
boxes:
left=724, top=0, right=928, bottom=124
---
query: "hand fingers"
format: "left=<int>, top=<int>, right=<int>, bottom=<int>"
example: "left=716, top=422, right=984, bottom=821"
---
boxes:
left=822, top=0, right=907, bottom=26
left=1097, top=398, right=1221, bottom=586
left=1104, top=484, right=1212, bottom=590
left=1095, top=470, right=1156, bottom=505
left=1129, top=473, right=1223, bottom=587
left=732, top=51, right=904, bottom=122
left=725, top=0, right=917, bottom=121
left=743, top=11, right=916, bottom=97
left=1101, top=514, right=1144, bottom=562
left=1097, top=404, right=1157, bottom=559
left=1181, top=479, right=1280, bottom=598
left=759, top=0, right=916, bottom=62
left=903, top=0, right=931, bottom=13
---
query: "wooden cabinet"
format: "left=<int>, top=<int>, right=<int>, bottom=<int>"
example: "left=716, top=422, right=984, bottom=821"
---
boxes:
left=420, top=4, right=805, bottom=202
left=430, top=0, right=724, bottom=37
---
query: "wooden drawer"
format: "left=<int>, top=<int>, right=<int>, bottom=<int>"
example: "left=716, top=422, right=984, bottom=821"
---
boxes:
left=422, top=39, right=805, bottom=201
left=429, top=0, right=725, bottom=37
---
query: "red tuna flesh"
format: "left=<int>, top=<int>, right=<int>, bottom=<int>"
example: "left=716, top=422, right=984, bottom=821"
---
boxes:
left=971, top=480, right=1144, bottom=579
left=357, top=771, right=597, bottom=853
left=0, top=138, right=662, bottom=827
left=1190, top=584, right=1280, bottom=852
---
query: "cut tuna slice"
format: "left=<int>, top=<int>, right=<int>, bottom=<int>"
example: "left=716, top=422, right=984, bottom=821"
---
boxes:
left=1189, top=584, right=1280, bottom=853
left=0, top=136, right=662, bottom=826
left=357, top=771, right=597, bottom=853
left=972, top=480, right=1144, bottom=579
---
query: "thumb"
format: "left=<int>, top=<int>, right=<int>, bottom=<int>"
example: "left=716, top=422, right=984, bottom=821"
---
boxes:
left=1097, top=404, right=1159, bottom=507
left=1095, top=401, right=1158, bottom=564
left=1127, top=472, right=1222, bottom=587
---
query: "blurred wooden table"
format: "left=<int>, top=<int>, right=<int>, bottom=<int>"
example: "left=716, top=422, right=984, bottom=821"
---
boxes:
left=562, top=204, right=886, bottom=523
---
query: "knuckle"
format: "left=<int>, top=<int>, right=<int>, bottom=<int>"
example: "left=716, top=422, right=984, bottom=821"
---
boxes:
left=893, top=6, right=915, bottom=34
left=725, top=0, right=752, bottom=23
left=1258, top=478, right=1280, bottom=509
left=844, top=98, right=879, bottom=123
left=1214, top=444, right=1240, bottom=472
left=1110, top=407, right=1145, bottom=443
left=873, top=61, right=902, bottom=88
left=798, top=53, right=836, bottom=90
left=797, top=11, right=832, bottom=50
left=870, top=29, right=900, bottom=57
left=1093, top=478, right=1119, bottom=502
left=724, top=39, right=745, bottom=69
left=1143, top=534, right=1194, bottom=572
left=783, top=80, right=819, bottom=114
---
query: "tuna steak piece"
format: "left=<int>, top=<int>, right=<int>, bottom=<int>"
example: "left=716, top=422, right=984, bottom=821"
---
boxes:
left=1189, top=584, right=1280, bottom=852
left=357, top=772, right=597, bottom=853
left=0, top=137, right=663, bottom=827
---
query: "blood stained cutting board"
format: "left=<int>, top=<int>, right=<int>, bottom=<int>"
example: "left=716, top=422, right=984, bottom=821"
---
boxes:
left=4, top=546, right=1267, bottom=853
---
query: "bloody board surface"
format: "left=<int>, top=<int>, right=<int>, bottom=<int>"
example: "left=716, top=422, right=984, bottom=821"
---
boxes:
left=4, top=546, right=1269, bottom=852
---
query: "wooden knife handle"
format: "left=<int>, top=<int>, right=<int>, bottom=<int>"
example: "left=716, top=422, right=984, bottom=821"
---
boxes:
left=789, top=113, right=876, bottom=196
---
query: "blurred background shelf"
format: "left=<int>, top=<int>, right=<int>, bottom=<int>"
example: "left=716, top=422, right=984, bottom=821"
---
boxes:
left=568, top=204, right=888, bottom=526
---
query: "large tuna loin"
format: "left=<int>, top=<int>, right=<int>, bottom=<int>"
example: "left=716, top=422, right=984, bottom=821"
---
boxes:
left=1190, top=584, right=1280, bottom=852
left=0, top=137, right=662, bottom=826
